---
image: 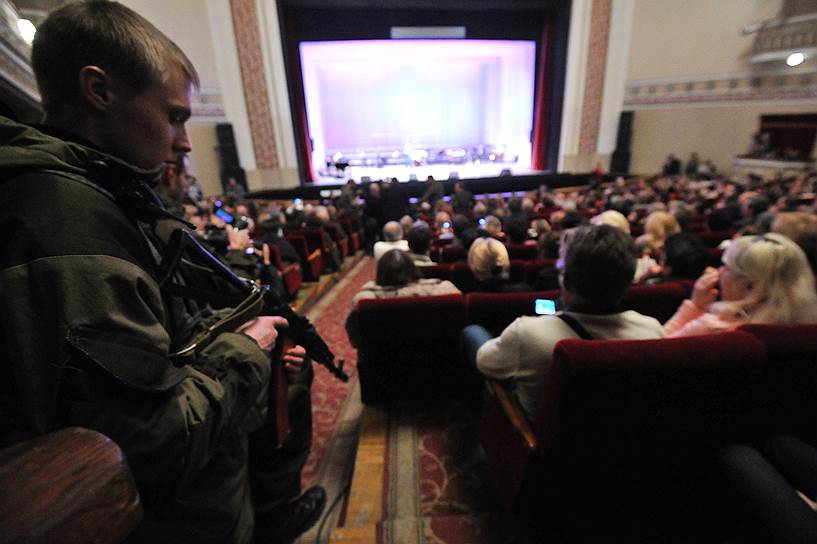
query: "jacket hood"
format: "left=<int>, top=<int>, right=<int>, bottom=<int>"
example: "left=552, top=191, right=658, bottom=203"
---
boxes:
left=0, top=115, right=161, bottom=185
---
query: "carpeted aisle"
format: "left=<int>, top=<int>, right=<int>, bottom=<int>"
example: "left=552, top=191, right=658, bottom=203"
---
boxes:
left=302, top=257, right=375, bottom=490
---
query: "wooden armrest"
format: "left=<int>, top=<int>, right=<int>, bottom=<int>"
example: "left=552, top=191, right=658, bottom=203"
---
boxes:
left=307, top=249, right=321, bottom=261
left=485, top=379, right=537, bottom=451
left=0, top=427, right=142, bottom=544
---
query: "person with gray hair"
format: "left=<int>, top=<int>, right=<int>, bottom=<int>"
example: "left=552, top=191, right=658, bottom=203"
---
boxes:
left=373, top=220, right=409, bottom=261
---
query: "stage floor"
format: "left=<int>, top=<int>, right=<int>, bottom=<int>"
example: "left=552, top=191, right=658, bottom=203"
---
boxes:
left=313, top=162, right=539, bottom=186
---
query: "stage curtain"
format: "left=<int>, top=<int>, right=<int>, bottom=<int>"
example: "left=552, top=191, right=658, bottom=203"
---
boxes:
left=286, top=19, right=318, bottom=183
left=531, top=22, right=552, bottom=171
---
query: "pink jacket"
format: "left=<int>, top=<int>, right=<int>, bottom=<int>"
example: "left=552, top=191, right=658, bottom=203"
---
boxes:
left=664, top=299, right=745, bottom=337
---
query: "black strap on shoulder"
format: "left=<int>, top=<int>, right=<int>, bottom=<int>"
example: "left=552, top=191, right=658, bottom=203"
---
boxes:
left=557, top=313, right=595, bottom=340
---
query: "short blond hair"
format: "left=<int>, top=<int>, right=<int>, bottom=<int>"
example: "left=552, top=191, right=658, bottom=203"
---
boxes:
left=591, top=210, right=630, bottom=234
left=643, top=211, right=681, bottom=250
left=468, top=237, right=510, bottom=281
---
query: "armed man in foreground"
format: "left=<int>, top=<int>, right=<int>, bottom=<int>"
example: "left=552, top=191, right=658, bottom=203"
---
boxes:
left=0, top=1, right=328, bottom=542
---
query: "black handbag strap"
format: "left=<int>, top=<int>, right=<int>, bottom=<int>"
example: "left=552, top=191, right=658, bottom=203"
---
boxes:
left=557, top=313, right=595, bottom=340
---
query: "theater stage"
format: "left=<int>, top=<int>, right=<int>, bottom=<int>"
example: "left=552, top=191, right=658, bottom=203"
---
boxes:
left=313, top=161, right=539, bottom=186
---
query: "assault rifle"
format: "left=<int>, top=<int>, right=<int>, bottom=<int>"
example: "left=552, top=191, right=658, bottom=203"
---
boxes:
left=161, top=228, right=348, bottom=445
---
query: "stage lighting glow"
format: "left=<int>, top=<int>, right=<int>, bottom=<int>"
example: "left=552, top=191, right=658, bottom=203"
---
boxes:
left=787, top=52, right=805, bottom=66
left=300, top=39, right=536, bottom=181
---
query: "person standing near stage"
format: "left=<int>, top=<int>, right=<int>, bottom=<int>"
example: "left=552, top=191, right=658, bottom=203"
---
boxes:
left=0, top=2, right=324, bottom=542
left=421, top=175, right=444, bottom=210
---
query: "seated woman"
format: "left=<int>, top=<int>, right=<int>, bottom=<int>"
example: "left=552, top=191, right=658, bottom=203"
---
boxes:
left=665, top=233, right=817, bottom=337
left=468, top=237, right=531, bottom=292
left=345, top=249, right=460, bottom=346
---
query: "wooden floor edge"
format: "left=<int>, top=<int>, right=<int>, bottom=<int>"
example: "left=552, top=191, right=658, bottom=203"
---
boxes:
left=339, top=405, right=388, bottom=530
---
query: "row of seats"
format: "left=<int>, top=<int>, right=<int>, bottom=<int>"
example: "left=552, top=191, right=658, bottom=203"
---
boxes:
left=480, top=324, right=817, bottom=538
left=420, top=259, right=558, bottom=292
left=285, top=217, right=365, bottom=281
left=351, top=281, right=692, bottom=404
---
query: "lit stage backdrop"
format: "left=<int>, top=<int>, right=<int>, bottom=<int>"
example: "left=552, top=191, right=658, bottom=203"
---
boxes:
left=299, top=39, right=536, bottom=181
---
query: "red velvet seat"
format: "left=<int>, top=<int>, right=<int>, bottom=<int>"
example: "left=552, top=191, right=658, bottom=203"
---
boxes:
left=738, top=324, right=817, bottom=441
left=480, top=331, right=767, bottom=537
left=417, top=263, right=452, bottom=281
left=285, top=233, right=323, bottom=281
left=338, top=217, right=363, bottom=252
left=505, top=243, right=537, bottom=260
left=620, top=281, right=690, bottom=323
left=695, top=230, right=736, bottom=248
left=465, top=290, right=560, bottom=336
left=267, top=243, right=302, bottom=299
left=435, top=244, right=466, bottom=263
left=354, top=294, right=477, bottom=404
left=449, top=262, right=477, bottom=292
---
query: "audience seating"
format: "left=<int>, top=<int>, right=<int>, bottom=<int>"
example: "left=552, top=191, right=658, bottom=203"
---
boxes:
left=695, top=230, right=736, bottom=248
left=434, top=245, right=465, bottom=263
left=268, top=243, right=302, bottom=299
left=465, top=290, right=560, bottom=336
left=285, top=233, right=323, bottom=282
left=0, top=427, right=142, bottom=544
left=353, top=294, right=480, bottom=404
left=417, top=263, right=452, bottom=281
left=450, top=262, right=477, bottom=292
left=738, top=324, right=817, bottom=442
left=505, top=243, right=537, bottom=260
left=338, top=217, right=363, bottom=252
left=479, top=331, right=767, bottom=539
left=462, top=281, right=691, bottom=336
left=619, top=281, right=691, bottom=323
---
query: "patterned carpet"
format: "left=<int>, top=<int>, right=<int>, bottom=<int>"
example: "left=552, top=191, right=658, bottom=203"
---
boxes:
left=298, top=258, right=503, bottom=543
left=302, top=257, right=375, bottom=489
left=381, top=397, right=502, bottom=544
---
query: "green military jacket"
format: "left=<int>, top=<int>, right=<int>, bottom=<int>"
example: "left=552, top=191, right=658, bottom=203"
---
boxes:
left=0, top=116, right=268, bottom=543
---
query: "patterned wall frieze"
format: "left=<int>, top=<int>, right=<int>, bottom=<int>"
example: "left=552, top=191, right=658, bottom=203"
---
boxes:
left=191, top=89, right=226, bottom=121
left=578, top=0, right=612, bottom=155
left=229, top=0, right=279, bottom=169
left=625, top=70, right=817, bottom=108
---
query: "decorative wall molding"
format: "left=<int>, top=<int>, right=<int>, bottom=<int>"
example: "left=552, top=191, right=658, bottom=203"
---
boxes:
left=624, top=70, right=817, bottom=108
left=577, top=0, right=612, bottom=156
left=229, top=0, right=279, bottom=169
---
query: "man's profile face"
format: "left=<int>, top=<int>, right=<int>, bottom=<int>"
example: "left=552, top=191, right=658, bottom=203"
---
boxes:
left=104, top=64, right=193, bottom=170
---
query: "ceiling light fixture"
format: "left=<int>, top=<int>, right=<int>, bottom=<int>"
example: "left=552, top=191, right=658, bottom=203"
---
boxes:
left=786, top=52, right=805, bottom=66
left=16, top=19, right=36, bottom=45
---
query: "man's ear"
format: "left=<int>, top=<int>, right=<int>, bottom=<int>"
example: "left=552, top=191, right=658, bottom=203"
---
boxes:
left=77, top=66, right=114, bottom=113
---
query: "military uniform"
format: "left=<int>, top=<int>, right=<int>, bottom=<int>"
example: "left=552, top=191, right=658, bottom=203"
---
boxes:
left=0, top=116, right=305, bottom=543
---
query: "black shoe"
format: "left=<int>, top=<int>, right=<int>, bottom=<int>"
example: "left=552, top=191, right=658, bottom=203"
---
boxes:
left=256, top=486, right=327, bottom=544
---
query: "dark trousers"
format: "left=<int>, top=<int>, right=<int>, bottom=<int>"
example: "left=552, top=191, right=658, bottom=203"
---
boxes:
left=717, top=434, right=817, bottom=544
left=247, top=362, right=313, bottom=513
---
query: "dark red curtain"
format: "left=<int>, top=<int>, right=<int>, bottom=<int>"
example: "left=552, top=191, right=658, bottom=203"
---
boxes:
left=531, top=22, right=552, bottom=171
left=286, top=19, right=318, bottom=183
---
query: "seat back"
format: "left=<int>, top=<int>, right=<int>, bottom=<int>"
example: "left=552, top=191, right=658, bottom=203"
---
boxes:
left=620, top=281, right=690, bottom=323
left=355, top=294, right=475, bottom=404
left=529, top=332, right=766, bottom=533
left=739, top=324, right=817, bottom=441
left=505, top=243, right=537, bottom=260
left=417, top=263, right=452, bottom=281
left=449, top=262, right=477, bottom=292
left=465, top=290, right=560, bottom=336
left=481, top=331, right=768, bottom=536
left=435, top=245, right=465, bottom=263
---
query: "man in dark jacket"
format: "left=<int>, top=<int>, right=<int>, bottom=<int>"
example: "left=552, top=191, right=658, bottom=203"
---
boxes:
left=0, top=2, right=323, bottom=543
